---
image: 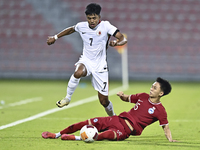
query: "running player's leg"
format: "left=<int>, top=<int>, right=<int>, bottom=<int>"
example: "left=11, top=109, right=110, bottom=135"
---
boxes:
left=66, top=63, right=87, bottom=100
left=56, top=63, right=87, bottom=107
left=98, top=92, right=115, bottom=116
left=92, top=71, right=115, bottom=116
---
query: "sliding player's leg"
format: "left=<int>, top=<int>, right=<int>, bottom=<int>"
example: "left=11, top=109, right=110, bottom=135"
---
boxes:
left=90, top=116, right=129, bottom=141
left=61, top=129, right=117, bottom=141
left=60, top=118, right=117, bottom=141
left=42, top=120, right=89, bottom=139
left=97, top=130, right=117, bottom=141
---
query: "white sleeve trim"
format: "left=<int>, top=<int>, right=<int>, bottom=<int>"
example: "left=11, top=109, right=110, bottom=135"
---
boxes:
left=129, top=95, right=131, bottom=103
left=160, top=123, right=169, bottom=126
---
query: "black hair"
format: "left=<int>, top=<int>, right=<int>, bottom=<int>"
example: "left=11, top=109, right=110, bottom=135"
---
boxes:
left=156, top=77, right=172, bottom=96
left=85, top=3, right=101, bottom=15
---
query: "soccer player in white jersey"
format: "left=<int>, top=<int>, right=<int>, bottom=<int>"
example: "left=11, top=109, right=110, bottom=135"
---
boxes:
left=47, top=3, right=127, bottom=116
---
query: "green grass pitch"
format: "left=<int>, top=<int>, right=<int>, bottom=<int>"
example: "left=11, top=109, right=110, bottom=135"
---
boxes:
left=0, top=79, right=200, bottom=150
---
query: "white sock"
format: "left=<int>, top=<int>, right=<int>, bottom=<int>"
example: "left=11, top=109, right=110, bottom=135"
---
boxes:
left=55, top=132, right=61, bottom=138
left=105, top=101, right=115, bottom=116
left=75, top=136, right=81, bottom=141
left=66, top=74, right=80, bottom=100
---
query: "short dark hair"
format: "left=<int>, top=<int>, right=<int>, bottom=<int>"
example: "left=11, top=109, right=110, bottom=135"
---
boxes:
left=85, top=3, right=101, bottom=15
left=156, top=77, right=172, bottom=96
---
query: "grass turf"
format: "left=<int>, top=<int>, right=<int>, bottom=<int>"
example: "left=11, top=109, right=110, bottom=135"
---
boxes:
left=0, top=79, right=200, bottom=150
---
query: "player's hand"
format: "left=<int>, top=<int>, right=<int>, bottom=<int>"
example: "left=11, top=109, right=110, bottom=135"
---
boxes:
left=109, top=40, right=117, bottom=47
left=47, top=36, right=56, bottom=45
left=117, top=91, right=124, bottom=97
left=117, top=91, right=129, bottom=102
left=170, top=139, right=179, bottom=142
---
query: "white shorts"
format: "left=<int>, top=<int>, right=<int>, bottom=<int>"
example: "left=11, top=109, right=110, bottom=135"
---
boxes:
left=75, top=57, right=109, bottom=96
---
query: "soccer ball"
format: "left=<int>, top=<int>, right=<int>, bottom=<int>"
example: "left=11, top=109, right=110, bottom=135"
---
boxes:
left=80, top=125, right=98, bottom=143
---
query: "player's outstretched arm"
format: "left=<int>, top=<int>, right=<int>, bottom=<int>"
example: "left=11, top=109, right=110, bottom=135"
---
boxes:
left=109, top=32, right=127, bottom=47
left=47, top=26, right=75, bottom=45
left=117, top=91, right=130, bottom=102
left=162, top=124, right=178, bottom=142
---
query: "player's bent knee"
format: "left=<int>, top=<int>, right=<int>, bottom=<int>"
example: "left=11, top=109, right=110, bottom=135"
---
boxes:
left=74, top=71, right=82, bottom=78
left=74, top=64, right=87, bottom=78
left=97, top=130, right=117, bottom=141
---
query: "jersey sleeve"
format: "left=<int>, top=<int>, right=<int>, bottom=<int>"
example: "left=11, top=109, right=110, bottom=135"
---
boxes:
left=74, top=22, right=81, bottom=32
left=158, top=107, right=169, bottom=126
left=129, top=93, right=140, bottom=104
left=104, top=21, right=118, bottom=36
left=129, top=93, right=148, bottom=104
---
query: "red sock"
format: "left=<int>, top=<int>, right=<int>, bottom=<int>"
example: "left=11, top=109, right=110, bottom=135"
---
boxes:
left=60, top=120, right=88, bottom=135
left=97, top=130, right=116, bottom=141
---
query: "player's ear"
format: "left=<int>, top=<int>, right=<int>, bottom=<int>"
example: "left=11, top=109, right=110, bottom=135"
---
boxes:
left=159, top=91, right=164, bottom=97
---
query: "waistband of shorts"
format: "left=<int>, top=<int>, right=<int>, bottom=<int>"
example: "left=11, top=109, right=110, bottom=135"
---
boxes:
left=119, top=117, right=133, bottom=135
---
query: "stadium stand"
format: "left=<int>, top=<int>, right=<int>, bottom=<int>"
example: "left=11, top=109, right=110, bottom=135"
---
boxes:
left=0, top=0, right=200, bottom=81
left=0, top=0, right=80, bottom=79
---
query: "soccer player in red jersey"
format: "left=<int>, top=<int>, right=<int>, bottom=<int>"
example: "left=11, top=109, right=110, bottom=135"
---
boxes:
left=42, top=77, right=178, bottom=142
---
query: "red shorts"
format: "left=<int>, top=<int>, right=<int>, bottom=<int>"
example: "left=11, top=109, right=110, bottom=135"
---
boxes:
left=90, top=116, right=130, bottom=141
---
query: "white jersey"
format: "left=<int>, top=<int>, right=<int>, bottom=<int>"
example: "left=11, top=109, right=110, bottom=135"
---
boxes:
left=74, top=21, right=117, bottom=72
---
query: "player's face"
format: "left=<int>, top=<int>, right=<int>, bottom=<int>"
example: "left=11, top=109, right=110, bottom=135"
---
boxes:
left=149, top=82, right=164, bottom=98
left=86, top=14, right=100, bottom=29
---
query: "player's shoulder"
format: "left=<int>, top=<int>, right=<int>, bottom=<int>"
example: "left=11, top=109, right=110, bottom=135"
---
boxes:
left=75, top=21, right=88, bottom=32
left=130, top=93, right=149, bottom=101
left=157, top=102, right=166, bottom=109
left=156, top=103, right=167, bottom=115
left=76, top=21, right=88, bottom=27
left=100, top=20, right=112, bottom=25
left=136, top=93, right=149, bottom=98
left=101, top=20, right=109, bottom=23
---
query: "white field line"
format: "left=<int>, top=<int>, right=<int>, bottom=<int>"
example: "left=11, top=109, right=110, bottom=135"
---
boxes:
left=0, top=86, right=125, bottom=130
left=0, top=97, right=43, bottom=109
left=170, top=120, right=200, bottom=122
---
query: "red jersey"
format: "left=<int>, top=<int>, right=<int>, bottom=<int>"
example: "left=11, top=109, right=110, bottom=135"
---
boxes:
left=119, top=93, right=168, bottom=135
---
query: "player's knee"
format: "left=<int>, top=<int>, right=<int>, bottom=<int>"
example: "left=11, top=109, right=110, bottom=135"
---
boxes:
left=74, top=64, right=87, bottom=78
left=74, top=71, right=83, bottom=78
left=97, top=130, right=116, bottom=141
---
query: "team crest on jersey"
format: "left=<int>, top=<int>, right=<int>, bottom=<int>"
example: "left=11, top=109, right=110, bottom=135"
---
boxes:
left=96, top=30, right=101, bottom=36
left=93, top=118, right=98, bottom=123
left=148, top=107, right=155, bottom=114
